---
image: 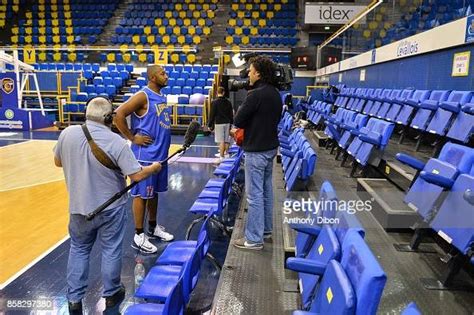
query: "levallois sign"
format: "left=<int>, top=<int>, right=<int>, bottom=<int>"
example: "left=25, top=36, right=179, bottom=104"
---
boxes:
left=305, top=3, right=366, bottom=24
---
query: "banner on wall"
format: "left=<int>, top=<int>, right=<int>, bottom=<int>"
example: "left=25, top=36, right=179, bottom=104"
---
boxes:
left=304, top=3, right=366, bottom=24
left=452, top=51, right=470, bottom=76
left=154, top=49, right=168, bottom=65
left=0, top=72, right=18, bottom=109
left=465, top=15, right=474, bottom=43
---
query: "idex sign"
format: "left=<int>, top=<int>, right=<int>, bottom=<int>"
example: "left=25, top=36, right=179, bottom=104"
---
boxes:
left=305, top=4, right=366, bottom=24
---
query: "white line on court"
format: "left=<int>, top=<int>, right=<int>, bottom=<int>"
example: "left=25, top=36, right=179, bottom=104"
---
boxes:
left=0, top=234, right=70, bottom=290
left=0, top=178, right=64, bottom=193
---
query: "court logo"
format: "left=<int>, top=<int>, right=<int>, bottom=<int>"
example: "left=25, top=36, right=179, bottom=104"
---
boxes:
left=1, top=78, right=15, bottom=94
left=4, top=109, right=14, bottom=119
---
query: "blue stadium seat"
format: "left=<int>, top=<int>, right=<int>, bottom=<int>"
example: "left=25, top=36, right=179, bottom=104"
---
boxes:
left=446, top=95, right=474, bottom=144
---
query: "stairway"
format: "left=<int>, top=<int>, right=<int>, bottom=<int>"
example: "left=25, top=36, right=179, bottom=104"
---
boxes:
left=112, top=73, right=139, bottom=104
left=95, top=0, right=133, bottom=46
left=196, top=0, right=232, bottom=64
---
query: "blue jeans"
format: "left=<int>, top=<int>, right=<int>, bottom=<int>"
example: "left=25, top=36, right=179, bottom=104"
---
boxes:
left=244, top=149, right=277, bottom=243
left=67, top=204, right=127, bottom=303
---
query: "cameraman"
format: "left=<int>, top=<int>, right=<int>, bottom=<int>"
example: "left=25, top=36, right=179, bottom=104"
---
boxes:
left=232, top=56, right=283, bottom=250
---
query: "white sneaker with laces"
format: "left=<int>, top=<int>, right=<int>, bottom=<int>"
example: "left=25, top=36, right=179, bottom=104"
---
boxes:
left=132, top=233, right=157, bottom=254
left=153, top=225, right=174, bottom=241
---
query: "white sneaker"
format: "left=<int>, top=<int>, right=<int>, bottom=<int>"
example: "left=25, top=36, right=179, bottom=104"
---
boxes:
left=132, top=233, right=157, bottom=254
left=153, top=225, right=174, bottom=241
left=214, top=152, right=221, bottom=157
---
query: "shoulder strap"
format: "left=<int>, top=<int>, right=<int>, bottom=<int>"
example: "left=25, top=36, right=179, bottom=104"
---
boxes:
left=81, top=124, right=121, bottom=171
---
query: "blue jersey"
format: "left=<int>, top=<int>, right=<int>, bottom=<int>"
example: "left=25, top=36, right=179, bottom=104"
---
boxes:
left=131, top=87, right=171, bottom=162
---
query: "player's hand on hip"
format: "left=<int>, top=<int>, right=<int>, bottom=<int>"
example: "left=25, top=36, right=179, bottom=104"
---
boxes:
left=133, top=134, right=153, bottom=146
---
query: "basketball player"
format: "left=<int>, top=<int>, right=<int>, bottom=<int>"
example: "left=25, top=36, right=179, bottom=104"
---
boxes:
left=115, top=65, right=174, bottom=254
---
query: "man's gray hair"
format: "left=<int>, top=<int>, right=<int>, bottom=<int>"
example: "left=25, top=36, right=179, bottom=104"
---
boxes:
left=85, top=97, right=113, bottom=124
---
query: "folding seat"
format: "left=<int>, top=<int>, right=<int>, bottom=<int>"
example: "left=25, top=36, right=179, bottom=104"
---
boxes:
left=107, top=63, right=116, bottom=72
left=403, top=90, right=447, bottom=129
left=445, top=94, right=474, bottom=144
left=344, top=118, right=378, bottom=165
left=182, top=86, right=192, bottom=95
left=192, top=86, right=203, bottom=94
left=196, top=78, right=206, bottom=87
left=376, top=89, right=400, bottom=119
left=424, top=90, right=472, bottom=139
left=352, top=88, right=372, bottom=112
left=77, top=92, right=89, bottom=103
left=136, top=77, right=147, bottom=87
left=396, top=143, right=474, bottom=224
left=113, top=77, right=123, bottom=88
left=290, top=231, right=386, bottom=315
left=176, top=78, right=185, bottom=86
left=367, top=88, right=391, bottom=116
left=105, top=85, right=116, bottom=96
left=206, top=78, right=214, bottom=86
left=95, top=85, right=105, bottom=94
left=171, top=86, right=182, bottom=95
left=361, top=88, right=382, bottom=114
left=336, top=114, right=369, bottom=159
left=84, top=84, right=95, bottom=94
left=102, top=77, right=113, bottom=86
left=385, top=88, right=415, bottom=122
left=93, top=77, right=103, bottom=86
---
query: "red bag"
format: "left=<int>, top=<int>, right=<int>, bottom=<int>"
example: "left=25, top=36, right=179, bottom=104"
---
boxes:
left=234, top=128, right=244, bottom=146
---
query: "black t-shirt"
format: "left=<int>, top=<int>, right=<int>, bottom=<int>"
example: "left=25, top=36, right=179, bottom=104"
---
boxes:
left=208, top=96, right=234, bottom=127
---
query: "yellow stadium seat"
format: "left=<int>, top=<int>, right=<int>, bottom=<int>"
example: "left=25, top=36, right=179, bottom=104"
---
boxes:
left=38, top=52, right=47, bottom=61
left=384, top=22, right=391, bottom=29
left=155, top=18, right=162, bottom=26
left=132, top=34, right=140, bottom=45
left=25, top=27, right=32, bottom=35
left=53, top=44, right=61, bottom=50
left=105, top=53, right=114, bottom=63
left=212, top=0, right=218, bottom=3
left=167, top=45, right=174, bottom=51
left=177, top=35, right=185, bottom=45
left=245, top=4, right=252, bottom=10
left=175, top=3, right=182, bottom=10
left=189, top=4, right=196, bottom=10
left=187, top=54, right=196, bottom=64
left=39, top=35, right=46, bottom=43
left=183, top=18, right=191, bottom=26
left=229, top=19, right=236, bottom=27
left=363, top=30, right=371, bottom=38
left=258, top=19, right=266, bottom=27
left=237, top=11, right=244, bottom=18
left=224, top=54, right=231, bottom=64
left=231, top=45, right=240, bottom=53
left=51, top=5, right=57, bottom=11
left=65, top=19, right=72, bottom=26
left=369, top=21, right=378, bottom=30
left=162, top=35, right=170, bottom=44
left=165, top=11, right=172, bottom=18
left=231, top=4, right=238, bottom=10
left=179, top=11, right=186, bottom=19
left=379, top=29, right=386, bottom=38
left=235, top=27, right=242, bottom=35
left=207, top=11, right=215, bottom=18
left=67, top=35, right=74, bottom=43
left=38, top=5, right=44, bottom=11
left=53, top=35, right=60, bottom=43
left=274, top=4, right=281, bottom=11
left=203, top=4, right=209, bottom=10
left=138, top=53, right=147, bottom=63
left=193, top=11, right=200, bottom=18
left=254, top=0, right=260, bottom=3
left=144, top=26, right=151, bottom=34
left=171, top=53, right=179, bottom=63
left=123, top=53, right=131, bottom=63
left=120, top=44, right=128, bottom=53
left=239, top=0, right=245, bottom=3
left=66, top=27, right=73, bottom=34
left=68, top=53, right=77, bottom=62
left=353, top=22, right=360, bottom=30
left=147, top=35, right=155, bottom=44
left=53, top=52, right=61, bottom=61
left=11, top=35, right=18, bottom=44
left=192, top=36, right=201, bottom=44
left=225, top=36, right=233, bottom=45
left=380, top=7, right=386, bottom=14
left=38, top=12, right=45, bottom=19
left=64, top=5, right=70, bottom=11
left=169, top=18, right=176, bottom=26
left=203, top=26, right=210, bottom=35
left=198, top=19, right=205, bottom=26
left=52, top=20, right=59, bottom=27
left=25, top=12, right=32, bottom=18
left=38, top=0, right=45, bottom=4
left=251, top=11, right=259, bottom=19
left=25, top=35, right=32, bottom=43
left=261, top=4, right=267, bottom=10
left=182, top=45, right=191, bottom=53
left=375, top=14, right=382, bottom=22
left=173, top=26, right=180, bottom=35
left=12, top=27, right=19, bottom=34
left=241, top=36, right=249, bottom=45
left=268, top=0, right=274, bottom=3
left=0, top=20, right=6, bottom=27
left=267, top=11, right=274, bottom=19
left=250, top=27, right=258, bottom=35
left=188, top=26, right=195, bottom=35
left=52, top=27, right=60, bottom=35
left=51, top=12, right=58, bottom=19
left=12, top=5, right=18, bottom=12
left=159, top=26, right=166, bottom=35
left=64, top=12, right=71, bottom=18
left=281, top=0, right=288, bottom=3
left=243, top=19, right=251, bottom=26
left=136, top=44, right=144, bottom=53
left=375, top=39, right=382, bottom=47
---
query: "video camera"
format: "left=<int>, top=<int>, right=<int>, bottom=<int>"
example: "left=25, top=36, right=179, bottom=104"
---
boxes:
left=228, top=53, right=294, bottom=92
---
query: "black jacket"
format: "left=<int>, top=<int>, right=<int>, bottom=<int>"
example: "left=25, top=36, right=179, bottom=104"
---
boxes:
left=233, top=80, right=282, bottom=152
left=208, top=96, right=234, bottom=128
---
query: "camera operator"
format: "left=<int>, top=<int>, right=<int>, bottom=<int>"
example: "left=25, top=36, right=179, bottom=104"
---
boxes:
left=232, top=56, right=283, bottom=250
left=54, top=97, right=162, bottom=314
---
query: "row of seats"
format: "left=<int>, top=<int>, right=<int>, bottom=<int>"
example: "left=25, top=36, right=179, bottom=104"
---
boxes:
left=126, top=3, right=217, bottom=12
left=99, top=52, right=198, bottom=65
left=334, top=87, right=473, bottom=147
left=125, top=10, right=215, bottom=19
left=225, top=36, right=298, bottom=47
left=226, top=27, right=298, bottom=37
left=286, top=181, right=387, bottom=314
left=112, top=34, right=205, bottom=45
left=278, top=113, right=317, bottom=191
left=115, top=25, right=210, bottom=36
left=119, top=17, right=214, bottom=27
left=395, top=142, right=474, bottom=287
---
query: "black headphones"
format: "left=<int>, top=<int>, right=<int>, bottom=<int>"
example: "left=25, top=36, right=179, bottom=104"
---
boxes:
left=84, top=96, right=115, bottom=125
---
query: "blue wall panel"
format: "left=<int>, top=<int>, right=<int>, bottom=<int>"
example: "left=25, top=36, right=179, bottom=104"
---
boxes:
left=330, top=45, right=474, bottom=91
left=290, top=77, right=315, bottom=96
